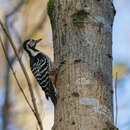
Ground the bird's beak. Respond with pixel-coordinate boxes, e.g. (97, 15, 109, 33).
(35, 38, 42, 44)
(34, 38, 42, 48)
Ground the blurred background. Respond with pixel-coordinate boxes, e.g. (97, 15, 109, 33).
(113, 0, 130, 130)
(0, 0, 129, 130)
(0, 0, 54, 130)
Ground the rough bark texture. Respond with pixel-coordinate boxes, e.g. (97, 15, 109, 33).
(50, 0, 115, 130)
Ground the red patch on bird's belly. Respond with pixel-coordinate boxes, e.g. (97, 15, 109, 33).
(50, 75, 56, 86)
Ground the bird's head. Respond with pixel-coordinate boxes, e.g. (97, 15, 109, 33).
(23, 38, 42, 56)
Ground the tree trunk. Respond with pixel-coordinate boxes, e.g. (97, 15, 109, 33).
(50, 0, 115, 129)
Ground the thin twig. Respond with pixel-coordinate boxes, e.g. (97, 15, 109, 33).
(115, 72, 118, 126)
(0, 36, 35, 115)
(0, 19, 43, 130)
(2, 1, 25, 129)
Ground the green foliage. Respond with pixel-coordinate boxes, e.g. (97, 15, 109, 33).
(47, 0, 54, 18)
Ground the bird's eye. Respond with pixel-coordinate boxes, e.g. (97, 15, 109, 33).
(29, 40, 35, 47)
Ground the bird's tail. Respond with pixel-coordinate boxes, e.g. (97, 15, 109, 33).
(43, 80, 57, 107)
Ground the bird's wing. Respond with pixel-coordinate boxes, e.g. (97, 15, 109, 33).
(31, 53, 50, 88)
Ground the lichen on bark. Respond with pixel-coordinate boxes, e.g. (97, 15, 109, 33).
(47, 0, 54, 19)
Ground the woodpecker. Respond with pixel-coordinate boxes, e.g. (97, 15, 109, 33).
(23, 39, 57, 106)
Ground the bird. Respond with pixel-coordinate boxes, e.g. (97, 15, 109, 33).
(23, 38, 57, 106)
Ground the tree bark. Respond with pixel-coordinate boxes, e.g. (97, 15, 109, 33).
(50, 0, 115, 129)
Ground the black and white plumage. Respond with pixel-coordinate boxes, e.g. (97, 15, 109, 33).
(23, 39, 57, 106)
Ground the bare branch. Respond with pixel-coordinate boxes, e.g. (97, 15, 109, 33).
(115, 72, 118, 126)
(0, 36, 35, 115)
(2, 1, 25, 130)
(0, 19, 44, 130)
